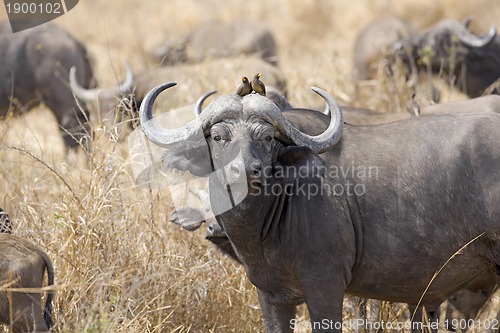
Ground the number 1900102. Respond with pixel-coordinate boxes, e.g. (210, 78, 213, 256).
(444, 318, 499, 331)
(5, 2, 62, 14)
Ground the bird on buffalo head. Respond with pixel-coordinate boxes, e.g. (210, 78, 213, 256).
(251, 73, 266, 96)
(236, 76, 252, 97)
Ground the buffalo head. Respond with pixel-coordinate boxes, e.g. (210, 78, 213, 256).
(139, 83, 342, 212)
(70, 62, 135, 125)
(140, 83, 342, 149)
(396, 17, 497, 97)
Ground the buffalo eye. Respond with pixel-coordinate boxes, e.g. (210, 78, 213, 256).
(213, 135, 222, 142)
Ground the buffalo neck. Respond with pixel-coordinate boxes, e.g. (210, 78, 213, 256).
(210, 178, 283, 263)
(209, 173, 351, 267)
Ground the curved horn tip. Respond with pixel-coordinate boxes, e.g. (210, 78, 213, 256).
(124, 61, 134, 79)
(147, 82, 178, 97)
(195, 90, 217, 116)
(310, 86, 340, 104)
(119, 61, 134, 92)
(205, 90, 217, 100)
(488, 25, 497, 38)
(124, 61, 133, 76)
(462, 16, 473, 28)
(162, 82, 178, 88)
(69, 67, 78, 83)
(480, 25, 497, 46)
(139, 82, 178, 123)
(311, 86, 330, 98)
(458, 23, 497, 47)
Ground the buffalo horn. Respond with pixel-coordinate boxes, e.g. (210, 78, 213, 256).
(258, 87, 343, 153)
(70, 62, 134, 101)
(456, 21, 496, 48)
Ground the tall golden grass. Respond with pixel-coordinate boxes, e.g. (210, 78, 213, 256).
(0, 0, 499, 332)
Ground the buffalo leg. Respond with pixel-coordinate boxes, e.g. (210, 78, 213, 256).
(257, 289, 296, 333)
(301, 282, 344, 333)
(35, 67, 90, 149)
(465, 286, 500, 333)
(408, 303, 440, 333)
(11, 293, 49, 333)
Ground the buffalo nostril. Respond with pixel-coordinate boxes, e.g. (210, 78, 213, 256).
(251, 162, 262, 175)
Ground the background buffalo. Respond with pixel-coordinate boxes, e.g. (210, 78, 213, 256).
(0, 21, 93, 148)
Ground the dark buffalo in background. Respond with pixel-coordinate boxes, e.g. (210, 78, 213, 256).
(152, 20, 278, 66)
(69, 63, 134, 127)
(399, 17, 498, 97)
(354, 16, 498, 98)
(354, 16, 416, 80)
(0, 21, 93, 148)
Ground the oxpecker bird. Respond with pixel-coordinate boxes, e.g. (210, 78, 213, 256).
(251, 73, 266, 96)
(236, 76, 252, 97)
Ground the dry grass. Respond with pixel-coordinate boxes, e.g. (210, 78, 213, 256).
(0, 0, 499, 332)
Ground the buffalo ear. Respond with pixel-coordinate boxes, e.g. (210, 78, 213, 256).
(170, 208, 205, 231)
(276, 146, 326, 178)
(162, 139, 214, 177)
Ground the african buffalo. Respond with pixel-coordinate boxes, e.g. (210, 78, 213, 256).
(140, 82, 500, 332)
(0, 233, 54, 333)
(69, 63, 134, 126)
(0, 21, 94, 148)
(153, 21, 278, 66)
(167, 93, 500, 332)
(396, 17, 497, 97)
(354, 17, 416, 80)
(354, 17, 498, 98)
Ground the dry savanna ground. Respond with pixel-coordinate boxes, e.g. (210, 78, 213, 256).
(0, 0, 499, 332)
